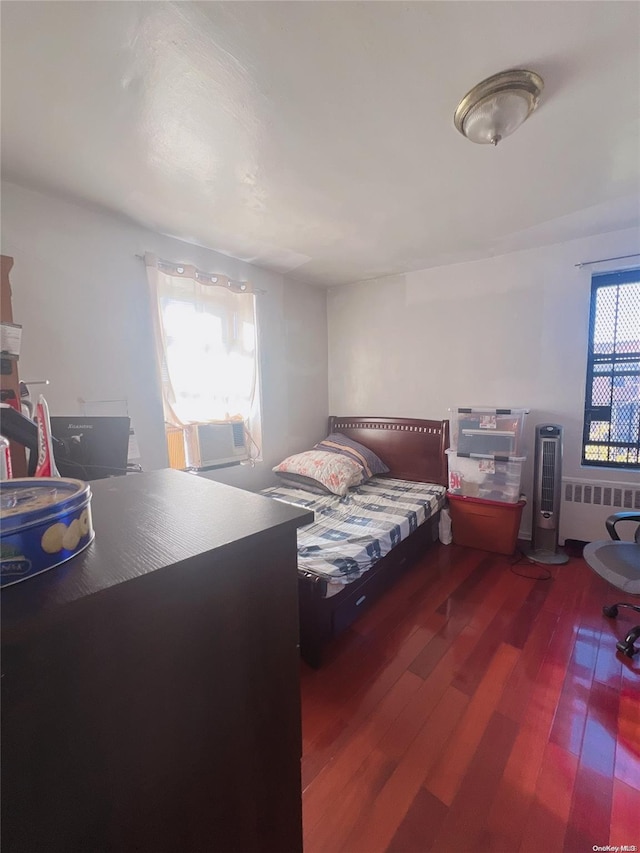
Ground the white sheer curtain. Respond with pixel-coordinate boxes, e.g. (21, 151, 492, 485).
(145, 253, 257, 428)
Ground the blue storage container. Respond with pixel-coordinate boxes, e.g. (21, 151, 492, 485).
(0, 478, 94, 586)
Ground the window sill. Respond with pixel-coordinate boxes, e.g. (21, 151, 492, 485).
(186, 461, 242, 473)
(580, 462, 640, 473)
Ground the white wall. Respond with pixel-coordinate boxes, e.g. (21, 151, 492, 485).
(328, 227, 640, 535)
(1, 181, 329, 490)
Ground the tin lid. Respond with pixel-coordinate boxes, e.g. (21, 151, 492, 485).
(0, 478, 91, 535)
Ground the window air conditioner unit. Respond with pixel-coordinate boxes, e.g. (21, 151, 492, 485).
(193, 422, 248, 468)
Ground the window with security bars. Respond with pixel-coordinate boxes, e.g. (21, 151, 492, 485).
(582, 268, 640, 468)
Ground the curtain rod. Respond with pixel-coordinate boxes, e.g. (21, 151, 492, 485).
(575, 252, 640, 269)
(135, 253, 266, 294)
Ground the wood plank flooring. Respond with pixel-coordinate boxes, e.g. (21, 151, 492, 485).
(301, 543, 640, 853)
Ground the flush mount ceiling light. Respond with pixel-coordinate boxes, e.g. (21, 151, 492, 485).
(454, 69, 544, 146)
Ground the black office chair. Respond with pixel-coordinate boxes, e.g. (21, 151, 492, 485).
(583, 511, 640, 657)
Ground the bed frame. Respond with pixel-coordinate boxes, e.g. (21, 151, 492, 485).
(298, 415, 449, 668)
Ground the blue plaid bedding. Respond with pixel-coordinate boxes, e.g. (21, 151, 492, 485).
(261, 476, 446, 596)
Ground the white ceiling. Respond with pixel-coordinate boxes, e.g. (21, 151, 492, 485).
(2, 1, 639, 286)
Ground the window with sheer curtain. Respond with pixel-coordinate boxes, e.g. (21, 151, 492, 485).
(145, 254, 259, 468)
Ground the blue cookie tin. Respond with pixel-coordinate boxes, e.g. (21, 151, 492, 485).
(0, 478, 94, 587)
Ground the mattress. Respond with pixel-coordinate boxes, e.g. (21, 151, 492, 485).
(261, 476, 446, 597)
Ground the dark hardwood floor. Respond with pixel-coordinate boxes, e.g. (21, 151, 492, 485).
(300, 543, 640, 853)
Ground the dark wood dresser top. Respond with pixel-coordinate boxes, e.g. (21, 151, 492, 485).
(2, 468, 312, 625)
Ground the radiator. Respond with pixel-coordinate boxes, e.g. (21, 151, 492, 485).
(560, 477, 640, 543)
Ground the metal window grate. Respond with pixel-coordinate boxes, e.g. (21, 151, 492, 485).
(582, 269, 640, 468)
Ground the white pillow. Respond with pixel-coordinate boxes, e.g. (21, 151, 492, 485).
(273, 450, 364, 497)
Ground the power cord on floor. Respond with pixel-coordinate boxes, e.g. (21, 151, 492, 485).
(509, 549, 552, 581)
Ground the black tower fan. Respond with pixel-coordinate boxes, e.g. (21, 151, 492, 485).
(523, 424, 569, 565)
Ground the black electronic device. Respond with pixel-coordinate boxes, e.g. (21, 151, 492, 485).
(49, 416, 131, 480)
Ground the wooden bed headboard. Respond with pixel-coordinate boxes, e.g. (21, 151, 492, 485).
(327, 416, 450, 486)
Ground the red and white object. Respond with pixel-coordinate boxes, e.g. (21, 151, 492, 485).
(0, 436, 12, 479)
(34, 395, 60, 478)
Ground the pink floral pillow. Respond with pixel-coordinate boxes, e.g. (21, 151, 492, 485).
(272, 450, 364, 496)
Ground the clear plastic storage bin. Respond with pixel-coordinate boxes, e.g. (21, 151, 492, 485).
(449, 407, 528, 456)
(445, 449, 525, 503)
